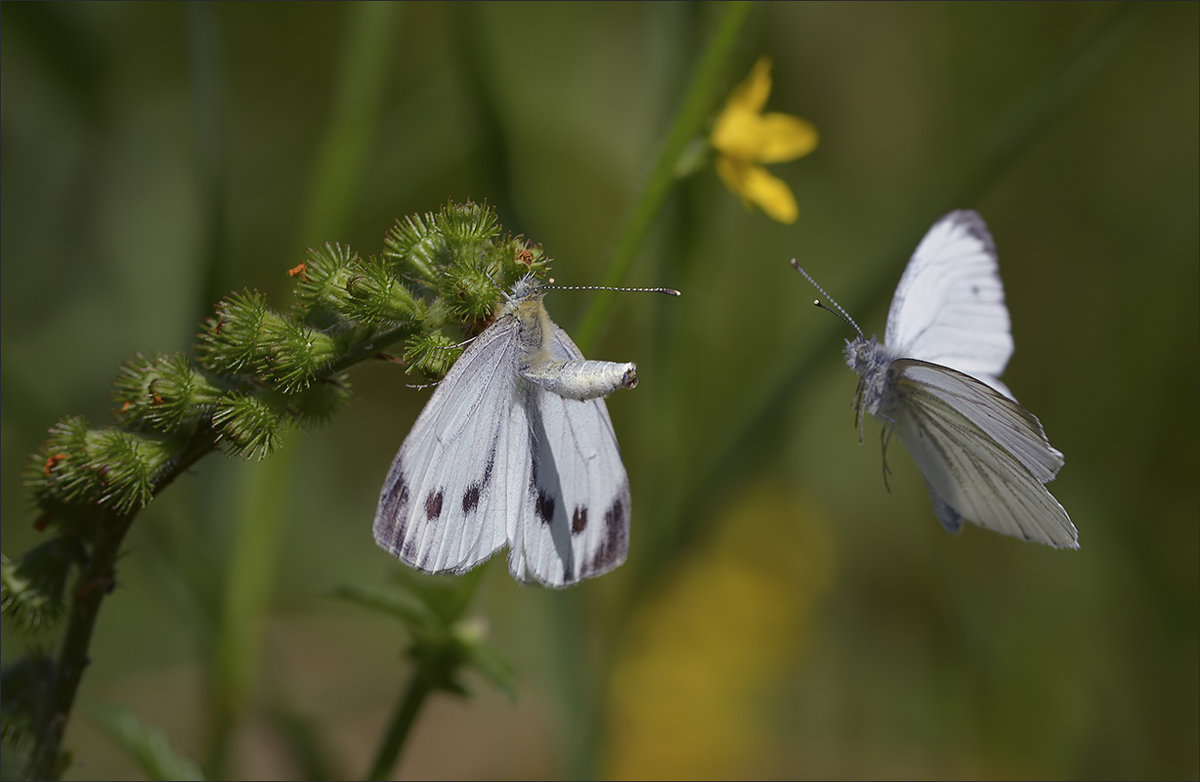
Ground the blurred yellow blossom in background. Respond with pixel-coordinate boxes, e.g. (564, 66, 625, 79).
(711, 56, 819, 224)
(605, 485, 835, 779)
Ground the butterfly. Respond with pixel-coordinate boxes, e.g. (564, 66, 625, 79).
(374, 274, 675, 587)
(793, 210, 1079, 549)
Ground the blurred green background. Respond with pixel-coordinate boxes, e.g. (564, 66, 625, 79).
(2, 2, 1196, 779)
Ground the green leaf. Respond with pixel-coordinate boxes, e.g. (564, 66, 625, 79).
(88, 706, 205, 781)
(331, 582, 436, 630)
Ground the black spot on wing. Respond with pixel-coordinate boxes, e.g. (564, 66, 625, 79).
(527, 439, 556, 525)
(571, 505, 588, 535)
(588, 495, 627, 574)
(535, 490, 556, 524)
(462, 484, 480, 514)
(462, 448, 497, 514)
(379, 461, 411, 523)
(424, 488, 444, 522)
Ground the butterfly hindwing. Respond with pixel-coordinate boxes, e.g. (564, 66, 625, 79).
(885, 210, 1014, 389)
(891, 360, 1077, 549)
(373, 314, 525, 574)
(510, 323, 631, 587)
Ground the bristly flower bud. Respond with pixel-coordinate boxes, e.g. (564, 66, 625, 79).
(291, 241, 361, 324)
(403, 331, 464, 380)
(25, 417, 173, 514)
(195, 289, 272, 376)
(113, 352, 223, 433)
(289, 372, 352, 426)
(212, 391, 291, 460)
(382, 201, 551, 364)
(196, 291, 336, 393)
(0, 541, 80, 632)
(343, 255, 426, 327)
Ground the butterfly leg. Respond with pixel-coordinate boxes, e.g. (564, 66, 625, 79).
(879, 424, 895, 493)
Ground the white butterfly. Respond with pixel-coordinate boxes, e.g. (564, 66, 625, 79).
(794, 210, 1079, 549)
(374, 274, 667, 587)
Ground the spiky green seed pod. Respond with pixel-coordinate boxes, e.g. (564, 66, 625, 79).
(25, 418, 173, 514)
(113, 352, 223, 433)
(343, 255, 426, 327)
(0, 543, 79, 631)
(212, 391, 291, 460)
(289, 372, 352, 426)
(195, 289, 273, 376)
(403, 331, 465, 380)
(196, 291, 337, 393)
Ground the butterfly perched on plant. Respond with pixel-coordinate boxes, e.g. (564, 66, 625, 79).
(374, 274, 679, 586)
(794, 210, 1078, 549)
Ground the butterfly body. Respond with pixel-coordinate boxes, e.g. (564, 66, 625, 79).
(374, 275, 636, 587)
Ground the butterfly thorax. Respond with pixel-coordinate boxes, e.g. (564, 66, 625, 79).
(845, 336, 901, 423)
(512, 288, 552, 362)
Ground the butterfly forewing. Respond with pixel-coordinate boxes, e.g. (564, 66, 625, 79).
(885, 210, 1014, 388)
(373, 315, 522, 574)
(892, 361, 1077, 549)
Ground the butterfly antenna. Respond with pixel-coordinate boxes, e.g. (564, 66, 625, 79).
(545, 282, 681, 297)
(789, 259, 864, 338)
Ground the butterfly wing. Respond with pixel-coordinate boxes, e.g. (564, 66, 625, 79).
(373, 314, 529, 574)
(886, 210, 1014, 394)
(508, 323, 631, 587)
(889, 359, 1077, 549)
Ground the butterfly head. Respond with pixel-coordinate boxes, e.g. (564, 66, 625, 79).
(506, 274, 548, 307)
(845, 335, 890, 377)
(846, 335, 897, 434)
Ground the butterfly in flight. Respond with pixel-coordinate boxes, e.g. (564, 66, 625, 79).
(794, 210, 1078, 549)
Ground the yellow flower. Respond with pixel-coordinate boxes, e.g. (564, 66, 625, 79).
(605, 484, 835, 778)
(711, 57, 818, 224)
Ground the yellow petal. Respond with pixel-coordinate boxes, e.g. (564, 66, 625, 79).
(739, 164, 798, 224)
(714, 155, 753, 208)
(710, 104, 761, 159)
(713, 56, 773, 148)
(755, 113, 819, 163)
(732, 56, 773, 115)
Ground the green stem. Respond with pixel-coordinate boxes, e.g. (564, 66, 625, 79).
(25, 432, 218, 780)
(364, 667, 437, 782)
(573, 1, 753, 353)
(26, 513, 132, 781)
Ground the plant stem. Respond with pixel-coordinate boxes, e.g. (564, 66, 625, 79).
(26, 512, 132, 781)
(573, 1, 753, 353)
(25, 433, 219, 780)
(364, 662, 437, 781)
